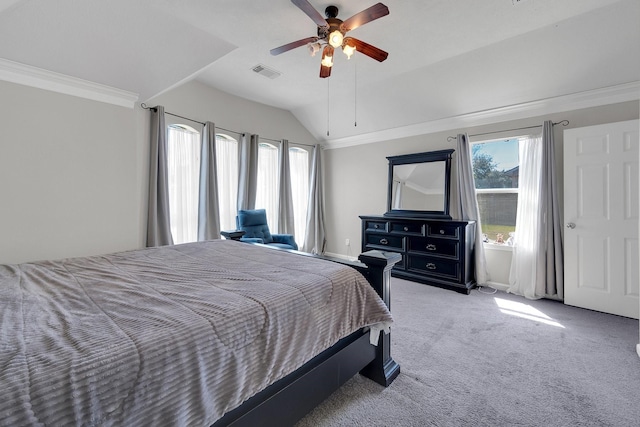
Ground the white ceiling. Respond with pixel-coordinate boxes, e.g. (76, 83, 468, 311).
(0, 0, 638, 146)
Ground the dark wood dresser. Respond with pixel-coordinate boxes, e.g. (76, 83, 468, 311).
(360, 215, 476, 294)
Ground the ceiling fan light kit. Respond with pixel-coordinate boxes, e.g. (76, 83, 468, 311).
(342, 38, 356, 59)
(321, 46, 334, 67)
(328, 30, 344, 48)
(270, 0, 389, 78)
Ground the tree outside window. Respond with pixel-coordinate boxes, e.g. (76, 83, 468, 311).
(472, 138, 519, 243)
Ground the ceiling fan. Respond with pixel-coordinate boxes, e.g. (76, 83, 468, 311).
(270, 0, 389, 78)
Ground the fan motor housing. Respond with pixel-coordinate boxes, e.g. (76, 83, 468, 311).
(325, 5, 339, 18)
(319, 18, 343, 39)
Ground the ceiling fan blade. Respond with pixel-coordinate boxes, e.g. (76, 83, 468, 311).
(341, 3, 389, 32)
(349, 38, 388, 62)
(271, 36, 319, 55)
(291, 0, 328, 27)
(319, 63, 332, 78)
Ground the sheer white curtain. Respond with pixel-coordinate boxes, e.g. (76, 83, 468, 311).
(167, 125, 201, 244)
(255, 142, 278, 232)
(509, 121, 563, 299)
(509, 132, 543, 298)
(290, 147, 309, 246)
(216, 135, 239, 231)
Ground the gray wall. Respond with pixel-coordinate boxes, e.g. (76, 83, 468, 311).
(322, 100, 639, 285)
(0, 79, 317, 264)
(0, 80, 144, 264)
(1, 74, 637, 279)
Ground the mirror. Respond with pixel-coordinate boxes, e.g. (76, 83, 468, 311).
(385, 149, 454, 219)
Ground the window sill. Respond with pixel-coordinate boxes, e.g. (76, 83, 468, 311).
(483, 242, 514, 252)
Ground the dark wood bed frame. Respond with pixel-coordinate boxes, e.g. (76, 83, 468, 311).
(211, 249, 401, 427)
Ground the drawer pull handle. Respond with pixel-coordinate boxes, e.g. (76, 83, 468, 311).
(374, 224, 379, 229)
(426, 263, 437, 270)
(403, 226, 409, 231)
(439, 229, 445, 235)
(379, 238, 388, 245)
(426, 244, 437, 251)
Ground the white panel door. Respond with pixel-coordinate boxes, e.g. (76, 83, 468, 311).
(564, 120, 639, 319)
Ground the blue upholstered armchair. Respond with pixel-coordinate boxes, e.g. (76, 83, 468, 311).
(236, 209, 298, 250)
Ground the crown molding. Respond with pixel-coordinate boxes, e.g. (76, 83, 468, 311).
(0, 58, 139, 108)
(323, 81, 640, 149)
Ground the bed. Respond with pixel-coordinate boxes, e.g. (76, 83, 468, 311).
(0, 239, 400, 426)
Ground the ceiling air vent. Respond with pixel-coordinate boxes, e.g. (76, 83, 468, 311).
(252, 64, 282, 79)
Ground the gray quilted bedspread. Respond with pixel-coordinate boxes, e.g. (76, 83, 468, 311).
(0, 240, 392, 427)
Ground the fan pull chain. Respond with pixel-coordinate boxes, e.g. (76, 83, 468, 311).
(326, 78, 330, 136)
(354, 58, 358, 128)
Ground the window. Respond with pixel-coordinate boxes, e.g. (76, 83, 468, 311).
(166, 128, 310, 247)
(167, 124, 201, 244)
(255, 142, 279, 232)
(215, 134, 238, 231)
(472, 137, 520, 243)
(289, 146, 309, 245)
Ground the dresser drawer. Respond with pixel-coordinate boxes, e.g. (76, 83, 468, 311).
(365, 233, 404, 250)
(407, 255, 460, 280)
(427, 223, 460, 238)
(390, 221, 423, 235)
(365, 220, 388, 232)
(407, 237, 459, 258)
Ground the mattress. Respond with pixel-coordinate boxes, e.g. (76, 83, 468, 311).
(0, 240, 392, 426)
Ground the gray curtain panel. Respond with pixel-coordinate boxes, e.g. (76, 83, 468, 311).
(455, 133, 489, 285)
(146, 105, 174, 247)
(237, 133, 259, 212)
(197, 121, 221, 241)
(277, 139, 295, 235)
(540, 120, 564, 298)
(303, 145, 326, 254)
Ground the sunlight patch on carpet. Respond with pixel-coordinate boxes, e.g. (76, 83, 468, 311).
(494, 298, 565, 328)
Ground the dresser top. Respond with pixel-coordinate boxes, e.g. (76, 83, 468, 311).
(360, 215, 475, 225)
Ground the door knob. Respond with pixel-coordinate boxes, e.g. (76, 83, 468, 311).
(566, 222, 576, 229)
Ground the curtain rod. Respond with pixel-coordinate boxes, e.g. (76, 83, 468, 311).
(446, 120, 570, 142)
(140, 103, 316, 148)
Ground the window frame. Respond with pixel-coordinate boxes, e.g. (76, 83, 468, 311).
(471, 135, 523, 249)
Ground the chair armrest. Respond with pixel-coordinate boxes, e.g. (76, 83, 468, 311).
(272, 234, 298, 250)
(240, 237, 264, 244)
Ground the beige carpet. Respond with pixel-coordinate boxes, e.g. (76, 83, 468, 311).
(296, 278, 640, 427)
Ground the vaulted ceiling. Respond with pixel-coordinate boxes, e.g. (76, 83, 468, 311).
(0, 0, 638, 146)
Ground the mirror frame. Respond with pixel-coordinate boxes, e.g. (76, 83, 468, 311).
(385, 149, 454, 219)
